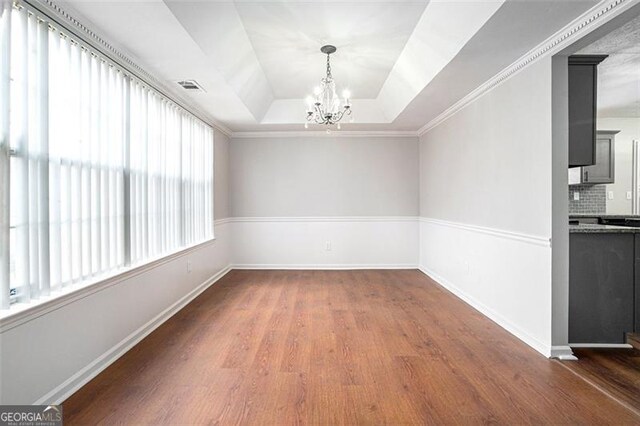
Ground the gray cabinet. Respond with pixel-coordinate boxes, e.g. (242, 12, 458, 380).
(568, 55, 608, 167)
(582, 130, 618, 184)
(568, 130, 618, 185)
(636, 234, 640, 333)
(569, 233, 635, 343)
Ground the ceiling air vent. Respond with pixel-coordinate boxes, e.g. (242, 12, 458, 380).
(177, 80, 205, 91)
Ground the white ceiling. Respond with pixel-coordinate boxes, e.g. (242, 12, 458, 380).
(59, 0, 600, 133)
(233, 1, 429, 99)
(579, 14, 640, 118)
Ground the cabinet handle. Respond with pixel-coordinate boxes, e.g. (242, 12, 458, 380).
(585, 171, 589, 182)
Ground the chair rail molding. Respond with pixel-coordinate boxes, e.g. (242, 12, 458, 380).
(229, 216, 419, 223)
(419, 217, 551, 247)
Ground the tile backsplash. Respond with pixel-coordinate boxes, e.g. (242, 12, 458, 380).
(569, 184, 606, 214)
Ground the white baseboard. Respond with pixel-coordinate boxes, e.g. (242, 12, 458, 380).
(418, 266, 551, 357)
(569, 343, 633, 349)
(34, 265, 233, 405)
(550, 345, 577, 360)
(231, 263, 419, 270)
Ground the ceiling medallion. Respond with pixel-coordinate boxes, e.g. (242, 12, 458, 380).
(305, 45, 353, 130)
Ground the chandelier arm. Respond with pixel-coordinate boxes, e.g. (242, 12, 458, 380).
(315, 103, 324, 121)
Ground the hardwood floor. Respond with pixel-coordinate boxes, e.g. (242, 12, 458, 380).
(559, 347, 640, 414)
(63, 270, 640, 424)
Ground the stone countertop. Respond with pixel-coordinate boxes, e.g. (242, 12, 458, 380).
(569, 214, 640, 219)
(569, 224, 640, 234)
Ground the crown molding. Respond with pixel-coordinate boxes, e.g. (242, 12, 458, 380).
(231, 130, 419, 139)
(23, 0, 233, 137)
(417, 0, 632, 137)
(24, 0, 633, 140)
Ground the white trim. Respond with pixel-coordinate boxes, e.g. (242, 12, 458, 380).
(0, 237, 219, 332)
(232, 264, 418, 270)
(417, 0, 632, 136)
(569, 343, 633, 348)
(33, 265, 232, 405)
(231, 130, 418, 139)
(418, 266, 552, 357)
(419, 217, 551, 247)
(550, 345, 577, 360)
(230, 216, 419, 223)
(214, 217, 233, 226)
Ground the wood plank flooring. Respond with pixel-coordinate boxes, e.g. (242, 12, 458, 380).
(559, 347, 640, 415)
(63, 270, 640, 424)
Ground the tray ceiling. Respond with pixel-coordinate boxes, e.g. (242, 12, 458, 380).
(59, 0, 600, 132)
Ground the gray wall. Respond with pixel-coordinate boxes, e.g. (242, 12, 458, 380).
(214, 130, 230, 219)
(602, 118, 640, 215)
(418, 57, 555, 354)
(419, 58, 552, 237)
(229, 136, 419, 217)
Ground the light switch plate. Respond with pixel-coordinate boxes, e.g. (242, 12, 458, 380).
(608, 191, 614, 200)
(627, 191, 632, 200)
(573, 192, 580, 201)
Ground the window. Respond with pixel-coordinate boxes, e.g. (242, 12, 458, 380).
(0, 2, 214, 309)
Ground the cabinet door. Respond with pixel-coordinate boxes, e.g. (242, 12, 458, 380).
(569, 64, 597, 167)
(568, 55, 607, 167)
(636, 234, 640, 333)
(569, 233, 635, 344)
(582, 133, 615, 184)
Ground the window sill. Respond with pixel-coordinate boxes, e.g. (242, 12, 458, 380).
(0, 237, 217, 333)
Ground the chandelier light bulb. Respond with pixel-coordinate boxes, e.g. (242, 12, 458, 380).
(305, 96, 314, 112)
(342, 89, 351, 100)
(313, 86, 322, 96)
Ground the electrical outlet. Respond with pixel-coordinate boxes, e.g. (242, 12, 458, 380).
(187, 261, 192, 273)
(608, 191, 614, 200)
(325, 241, 332, 251)
(573, 192, 580, 201)
(627, 191, 633, 200)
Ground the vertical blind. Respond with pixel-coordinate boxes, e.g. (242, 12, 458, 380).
(0, 1, 214, 309)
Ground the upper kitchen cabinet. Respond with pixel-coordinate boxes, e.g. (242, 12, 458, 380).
(568, 55, 608, 167)
(569, 130, 619, 185)
(582, 130, 618, 184)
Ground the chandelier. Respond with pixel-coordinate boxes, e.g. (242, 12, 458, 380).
(305, 45, 352, 129)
